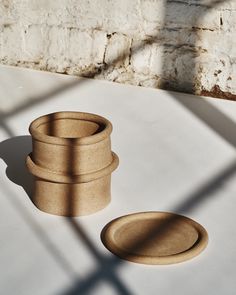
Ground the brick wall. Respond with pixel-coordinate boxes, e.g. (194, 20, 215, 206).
(0, 0, 235, 99)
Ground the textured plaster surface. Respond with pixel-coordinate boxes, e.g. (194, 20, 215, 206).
(0, 0, 236, 98)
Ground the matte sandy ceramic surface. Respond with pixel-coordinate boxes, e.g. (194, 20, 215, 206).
(26, 152, 119, 184)
(29, 111, 113, 174)
(32, 175, 112, 216)
(101, 212, 208, 265)
(27, 111, 119, 216)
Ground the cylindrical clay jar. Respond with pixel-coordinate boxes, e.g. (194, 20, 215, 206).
(26, 111, 119, 216)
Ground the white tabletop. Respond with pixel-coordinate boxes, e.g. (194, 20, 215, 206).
(0, 65, 236, 295)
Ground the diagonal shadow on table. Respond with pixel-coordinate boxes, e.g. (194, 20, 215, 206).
(1, 101, 236, 295)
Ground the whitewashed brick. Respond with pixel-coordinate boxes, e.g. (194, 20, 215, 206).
(104, 34, 131, 67)
(69, 30, 91, 63)
(165, 2, 220, 30)
(21, 25, 47, 61)
(1, 24, 22, 60)
(130, 40, 152, 75)
(140, 0, 165, 23)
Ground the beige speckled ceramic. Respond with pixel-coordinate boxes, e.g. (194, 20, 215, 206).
(101, 212, 208, 265)
(26, 111, 119, 216)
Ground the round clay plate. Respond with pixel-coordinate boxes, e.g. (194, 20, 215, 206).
(101, 212, 208, 265)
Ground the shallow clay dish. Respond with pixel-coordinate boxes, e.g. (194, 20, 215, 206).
(101, 212, 208, 265)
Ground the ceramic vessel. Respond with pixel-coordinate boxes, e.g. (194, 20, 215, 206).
(26, 111, 119, 216)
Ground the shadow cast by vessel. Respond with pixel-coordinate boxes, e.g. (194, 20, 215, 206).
(0, 135, 34, 197)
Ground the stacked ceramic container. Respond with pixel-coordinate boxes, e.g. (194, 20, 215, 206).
(26, 111, 119, 216)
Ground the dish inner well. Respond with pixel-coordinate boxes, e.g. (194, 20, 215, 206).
(114, 217, 199, 257)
